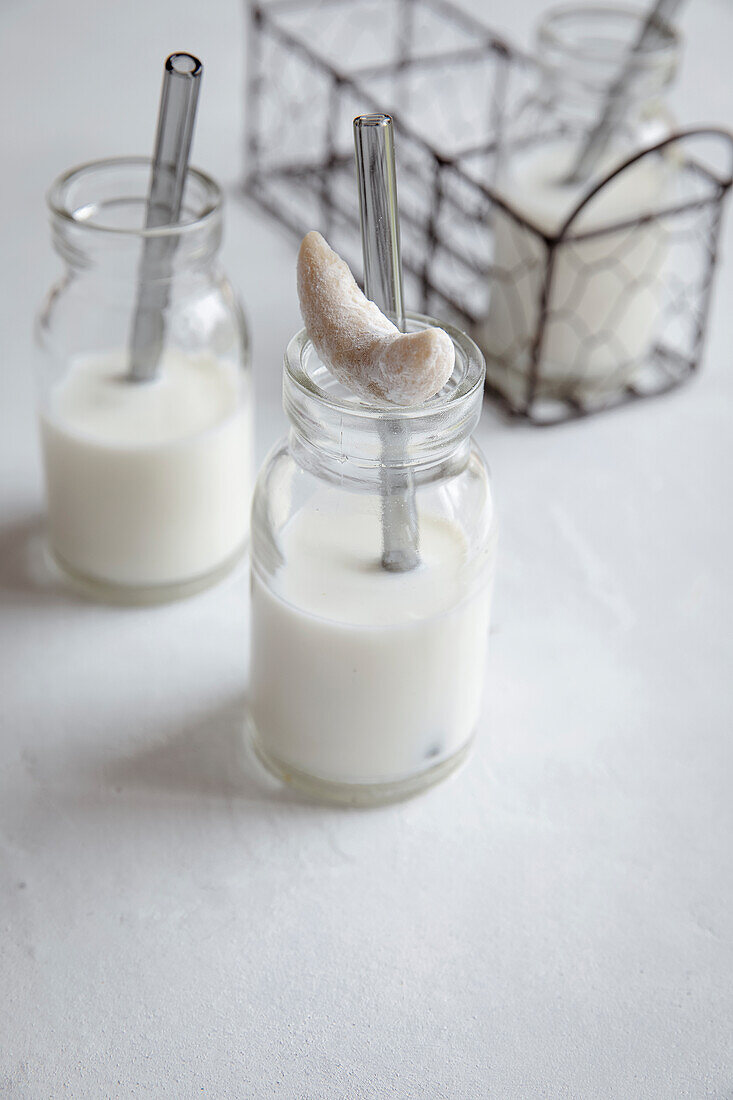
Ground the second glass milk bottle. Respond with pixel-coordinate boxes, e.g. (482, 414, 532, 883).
(36, 156, 252, 602)
(249, 314, 497, 806)
(480, 3, 679, 404)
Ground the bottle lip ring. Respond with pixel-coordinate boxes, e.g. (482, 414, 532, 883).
(284, 313, 486, 423)
(48, 155, 222, 239)
(538, 3, 680, 67)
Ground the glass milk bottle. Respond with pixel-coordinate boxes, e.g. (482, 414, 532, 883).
(36, 157, 252, 602)
(249, 315, 497, 806)
(481, 4, 679, 403)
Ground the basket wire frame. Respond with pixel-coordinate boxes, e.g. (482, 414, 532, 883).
(242, 0, 733, 424)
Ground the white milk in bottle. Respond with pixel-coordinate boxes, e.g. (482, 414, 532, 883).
(42, 350, 251, 591)
(478, 5, 679, 403)
(250, 495, 495, 786)
(481, 141, 673, 399)
(37, 158, 252, 600)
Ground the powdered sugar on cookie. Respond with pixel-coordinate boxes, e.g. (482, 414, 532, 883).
(297, 231, 454, 406)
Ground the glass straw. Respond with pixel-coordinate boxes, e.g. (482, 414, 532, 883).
(565, 0, 684, 184)
(128, 53, 203, 382)
(353, 113, 420, 573)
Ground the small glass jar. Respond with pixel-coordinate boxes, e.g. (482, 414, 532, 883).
(481, 3, 680, 403)
(249, 315, 497, 806)
(36, 157, 252, 603)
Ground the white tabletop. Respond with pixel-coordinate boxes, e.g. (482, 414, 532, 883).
(2, 0, 732, 1095)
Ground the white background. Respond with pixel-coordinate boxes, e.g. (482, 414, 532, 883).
(1, 0, 732, 1095)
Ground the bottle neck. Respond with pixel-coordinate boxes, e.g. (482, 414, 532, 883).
(283, 318, 485, 486)
(287, 413, 476, 488)
(48, 156, 223, 280)
(535, 4, 678, 134)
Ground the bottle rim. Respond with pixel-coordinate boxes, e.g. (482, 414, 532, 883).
(537, 3, 679, 86)
(284, 313, 486, 424)
(47, 155, 222, 239)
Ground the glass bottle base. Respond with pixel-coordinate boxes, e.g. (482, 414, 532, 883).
(48, 542, 247, 606)
(249, 726, 474, 807)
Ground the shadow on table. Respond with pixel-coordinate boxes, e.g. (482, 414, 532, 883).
(0, 511, 81, 610)
(0, 516, 340, 814)
(17, 693, 322, 816)
(102, 694, 313, 808)
(9, 695, 341, 882)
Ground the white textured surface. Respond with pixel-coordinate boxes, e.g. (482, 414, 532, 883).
(1, 0, 732, 1095)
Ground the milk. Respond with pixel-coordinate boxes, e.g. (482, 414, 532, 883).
(41, 349, 252, 591)
(480, 140, 670, 399)
(249, 500, 494, 785)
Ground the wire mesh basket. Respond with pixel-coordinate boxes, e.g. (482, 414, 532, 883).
(243, 0, 733, 424)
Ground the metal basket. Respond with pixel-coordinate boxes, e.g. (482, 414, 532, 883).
(243, 0, 733, 424)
